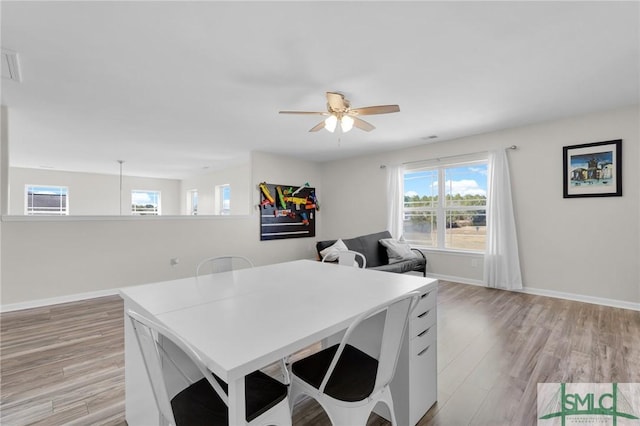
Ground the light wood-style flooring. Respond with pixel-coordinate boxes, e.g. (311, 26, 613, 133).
(1, 281, 638, 425)
(1, 295, 125, 425)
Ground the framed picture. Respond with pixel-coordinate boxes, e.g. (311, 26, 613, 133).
(563, 139, 622, 198)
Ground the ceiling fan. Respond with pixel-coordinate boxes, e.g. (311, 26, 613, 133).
(279, 92, 400, 133)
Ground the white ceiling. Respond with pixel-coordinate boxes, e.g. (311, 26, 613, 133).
(1, 1, 638, 179)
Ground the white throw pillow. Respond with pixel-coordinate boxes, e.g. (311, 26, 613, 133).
(320, 239, 348, 262)
(379, 238, 417, 264)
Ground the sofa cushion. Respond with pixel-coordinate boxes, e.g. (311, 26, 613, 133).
(319, 239, 348, 261)
(379, 238, 418, 264)
(316, 239, 338, 260)
(369, 258, 425, 274)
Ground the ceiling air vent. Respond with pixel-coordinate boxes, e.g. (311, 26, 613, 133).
(1, 49, 22, 82)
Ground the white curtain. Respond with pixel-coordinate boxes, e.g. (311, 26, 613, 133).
(484, 149, 523, 290)
(386, 164, 404, 239)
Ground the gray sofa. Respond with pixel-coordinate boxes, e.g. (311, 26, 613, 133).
(316, 230, 426, 276)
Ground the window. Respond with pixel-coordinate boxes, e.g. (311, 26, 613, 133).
(403, 160, 487, 251)
(25, 185, 69, 215)
(186, 189, 198, 215)
(131, 190, 161, 215)
(214, 184, 230, 215)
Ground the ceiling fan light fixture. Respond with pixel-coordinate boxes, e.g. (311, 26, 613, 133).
(280, 91, 399, 133)
(325, 115, 338, 132)
(341, 115, 354, 132)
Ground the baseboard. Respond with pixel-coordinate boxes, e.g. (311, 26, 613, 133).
(426, 273, 639, 311)
(1, 288, 120, 313)
(516, 286, 640, 312)
(425, 273, 485, 287)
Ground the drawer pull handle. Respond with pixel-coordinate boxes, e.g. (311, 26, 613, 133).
(421, 292, 430, 299)
(418, 346, 431, 357)
(418, 327, 431, 337)
(417, 310, 430, 319)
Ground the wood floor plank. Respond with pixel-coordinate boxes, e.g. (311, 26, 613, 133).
(0, 296, 126, 426)
(426, 382, 489, 426)
(1, 284, 638, 425)
(469, 374, 527, 426)
(0, 398, 54, 426)
(64, 400, 126, 426)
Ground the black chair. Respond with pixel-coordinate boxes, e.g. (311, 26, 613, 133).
(289, 291, 419, 425)
(128, 310, 291, 426)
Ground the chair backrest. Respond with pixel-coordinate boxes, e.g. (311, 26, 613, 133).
(127, 310, 228, 425)
(196, 255, 254, 277)
(318, 291, 420, 396)
(321, 250, 367, 269)
(338, 250, 366, 268)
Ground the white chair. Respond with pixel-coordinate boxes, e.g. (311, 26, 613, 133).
(128, 309, 291, 426)
(288, 291, 420, 425)
(321, 250, 367, 269)
(196, 255, 254, 277)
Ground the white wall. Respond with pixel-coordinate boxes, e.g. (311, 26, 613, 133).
(9, 167, 181, 215)
(320, 106, 639, 304)
(0, 151, 322, 306)
(2, 107, 638, 307)
(0, 107, 7, 295)
(1, 107, 8, 215)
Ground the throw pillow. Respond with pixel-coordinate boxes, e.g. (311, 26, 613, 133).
(319, 239, 348, 262)
(379, 238, 417, 264)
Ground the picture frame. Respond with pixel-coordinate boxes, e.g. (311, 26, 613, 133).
(563, 139, 622, 198)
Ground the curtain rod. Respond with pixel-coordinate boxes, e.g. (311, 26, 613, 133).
(399, 145, 517, 167)
(379, 145, 517, 169)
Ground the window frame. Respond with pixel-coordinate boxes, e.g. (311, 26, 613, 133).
(186, 189, 198, 216)
(131, 189, 161, 216)
(214, 184, 230, 216)
(24, 184, 69, 216)
(402, 157, 488, 253)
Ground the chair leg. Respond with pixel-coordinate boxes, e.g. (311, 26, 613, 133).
(252, 398, 292, 426)
(387, 402, 398, 426)
(280, 357, 291, 385)
(322, 387, 398, 426)
(289, 381, 308, 415)
(322, 401, 374, 426)
(364, 387, 398, 425)
(380, 390, 398, 425)
(159, 412, 170, 426)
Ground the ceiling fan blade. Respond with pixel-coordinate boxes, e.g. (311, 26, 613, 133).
(309, 121, 326, 132)
(326, 92, 347, 111)
(279, 111, 327, 115)
(350, 105, 400, 116)
(353, 117, 375, 132)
